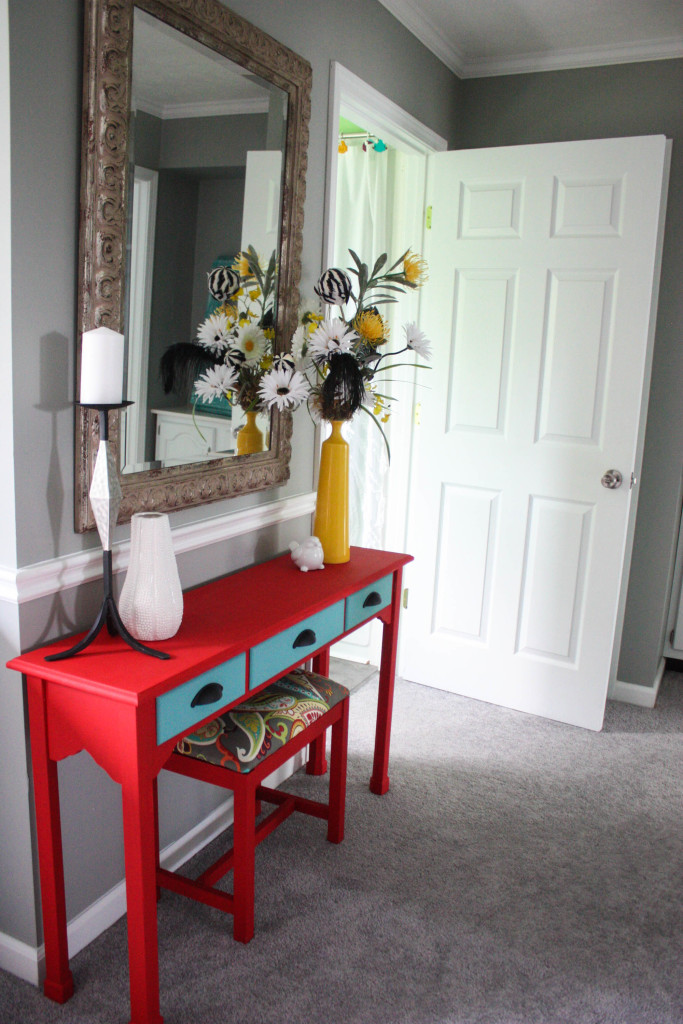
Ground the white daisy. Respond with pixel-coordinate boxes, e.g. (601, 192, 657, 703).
(258, 367, 310, 411)
(196, 313, 231, 355)
(290, 325, 309, 368)
(404, 322, 432, 360)
(193, 364, 238, 402)
(233, 323, 267, 363)
(308, 318, 358, 360)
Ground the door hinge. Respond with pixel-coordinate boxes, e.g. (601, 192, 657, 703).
(402, 588, 409, 609)
(425, 205, 432, 230)
(414, 402, 422, 426)
(630, 472, 637, 489)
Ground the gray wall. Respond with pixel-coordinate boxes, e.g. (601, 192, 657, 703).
(457, 60, 683, 687)
(1, 0, 459, 952)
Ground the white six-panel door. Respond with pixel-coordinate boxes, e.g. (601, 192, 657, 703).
(401, 136, 669, 730)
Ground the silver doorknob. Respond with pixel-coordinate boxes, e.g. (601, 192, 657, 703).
(601, 469, 623, 489)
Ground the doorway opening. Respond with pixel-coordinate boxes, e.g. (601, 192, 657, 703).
(324, 63, 446, 666)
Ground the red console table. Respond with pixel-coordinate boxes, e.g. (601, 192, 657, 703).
(7, 546, 411, 1024)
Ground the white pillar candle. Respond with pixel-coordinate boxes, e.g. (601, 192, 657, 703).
(80, 327, 125, 405)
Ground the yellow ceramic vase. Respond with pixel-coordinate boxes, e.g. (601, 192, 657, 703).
(236, 410, 264, 455)
(314, 420, 350, 564)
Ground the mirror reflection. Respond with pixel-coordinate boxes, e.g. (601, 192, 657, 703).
(121, 8, 288, 475)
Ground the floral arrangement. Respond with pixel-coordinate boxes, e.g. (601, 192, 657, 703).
(278, 248, 432, 442)
(160, 245, 431, 450)
(160, 245, 307, 414)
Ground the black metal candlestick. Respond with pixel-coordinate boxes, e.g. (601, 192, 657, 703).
(45, 403, 170, 662)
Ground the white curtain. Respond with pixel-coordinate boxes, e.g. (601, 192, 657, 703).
(333, 143, 397, 548)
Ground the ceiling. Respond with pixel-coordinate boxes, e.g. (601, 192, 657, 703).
(132, 8, 273, 118)
(378, 0, 683, 78)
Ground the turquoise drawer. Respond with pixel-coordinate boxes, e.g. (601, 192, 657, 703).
(249, 600, 344, 689)
(345, 573, 393, 631)
(156, 652, 246, 745)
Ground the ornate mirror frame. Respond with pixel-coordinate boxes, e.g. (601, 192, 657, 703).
(75, 0, 312, 532)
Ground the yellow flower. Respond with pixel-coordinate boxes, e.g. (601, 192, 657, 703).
(236, 253, 250, 276)
(216, 300, 238, 322)
(354, 310, 388, 346)
(403, 251, 428, 286)
(249, 288, 261, 301)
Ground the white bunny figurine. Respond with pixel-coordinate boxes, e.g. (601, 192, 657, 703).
(289, 537, 325, 572)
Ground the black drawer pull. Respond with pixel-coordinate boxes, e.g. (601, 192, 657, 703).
(363, 591, 383, 608)
(190, 682, 224, 707)
(293, 628, 317, 649)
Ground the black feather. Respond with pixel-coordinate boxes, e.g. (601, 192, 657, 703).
(160, 343, 215, 398)
(321, 352, 365, 420)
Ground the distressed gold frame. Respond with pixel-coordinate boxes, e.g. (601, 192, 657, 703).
(75, 0, 311, 531)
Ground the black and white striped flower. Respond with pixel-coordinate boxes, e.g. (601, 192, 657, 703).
(314, 267, 352, 306)
(271, 353, 296, 373)
(207, 266, 240, 303)
(225, 346, 246, 370)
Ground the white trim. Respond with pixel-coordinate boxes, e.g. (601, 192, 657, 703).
(324, 61, 446, 301)
(377, 0, 683, 78)
(134, 96, 269, 119)
(462, 38, 683, 79)
(378, 0, 465, 77)
(0, 750, 306, 985)
(0, 492, 316, 606)
(0, 931, 41, 987)
(609, 658, 665, 709)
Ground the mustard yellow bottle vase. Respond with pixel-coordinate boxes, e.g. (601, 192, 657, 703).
(236, 410, 264, 455)
(314, 419, 350, 564)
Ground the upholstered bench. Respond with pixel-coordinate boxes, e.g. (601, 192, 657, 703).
(159, 668, 350, 943)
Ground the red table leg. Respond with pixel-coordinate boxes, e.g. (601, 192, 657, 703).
(121, 771, 164, 1024)
(26, 677, 74, 1004)
(370, 568, 403, 795)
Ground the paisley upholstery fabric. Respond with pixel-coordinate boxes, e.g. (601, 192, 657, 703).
(175, 668, 349, 774)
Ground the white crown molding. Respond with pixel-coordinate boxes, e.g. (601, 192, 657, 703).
(378, 0, 683, 78)
(134, 96, 268, 119)
(463, 37, 683, 79)
(378, 0, 464, 76)
(0, 492, 316, 606)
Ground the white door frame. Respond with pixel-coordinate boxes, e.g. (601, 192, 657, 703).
(323, 62, 446, 667)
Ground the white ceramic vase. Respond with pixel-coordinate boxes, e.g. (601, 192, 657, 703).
(120, 512, 183, 641)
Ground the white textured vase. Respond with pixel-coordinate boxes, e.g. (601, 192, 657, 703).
(119, 513, 183, 641)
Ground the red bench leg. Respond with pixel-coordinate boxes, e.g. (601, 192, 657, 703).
(327, 697, 349, 843)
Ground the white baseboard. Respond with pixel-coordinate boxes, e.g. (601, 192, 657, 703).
(0, 749, 306, 987)
(609, 658, 665, 708)
(0, 931, 42, 987)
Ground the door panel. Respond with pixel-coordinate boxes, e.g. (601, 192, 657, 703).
(402, 136, 669, 730)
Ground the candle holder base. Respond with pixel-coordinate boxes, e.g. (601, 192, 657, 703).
(45, 551, 170, 662)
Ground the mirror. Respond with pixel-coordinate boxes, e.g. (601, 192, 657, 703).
(75, 0, 311, 532)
